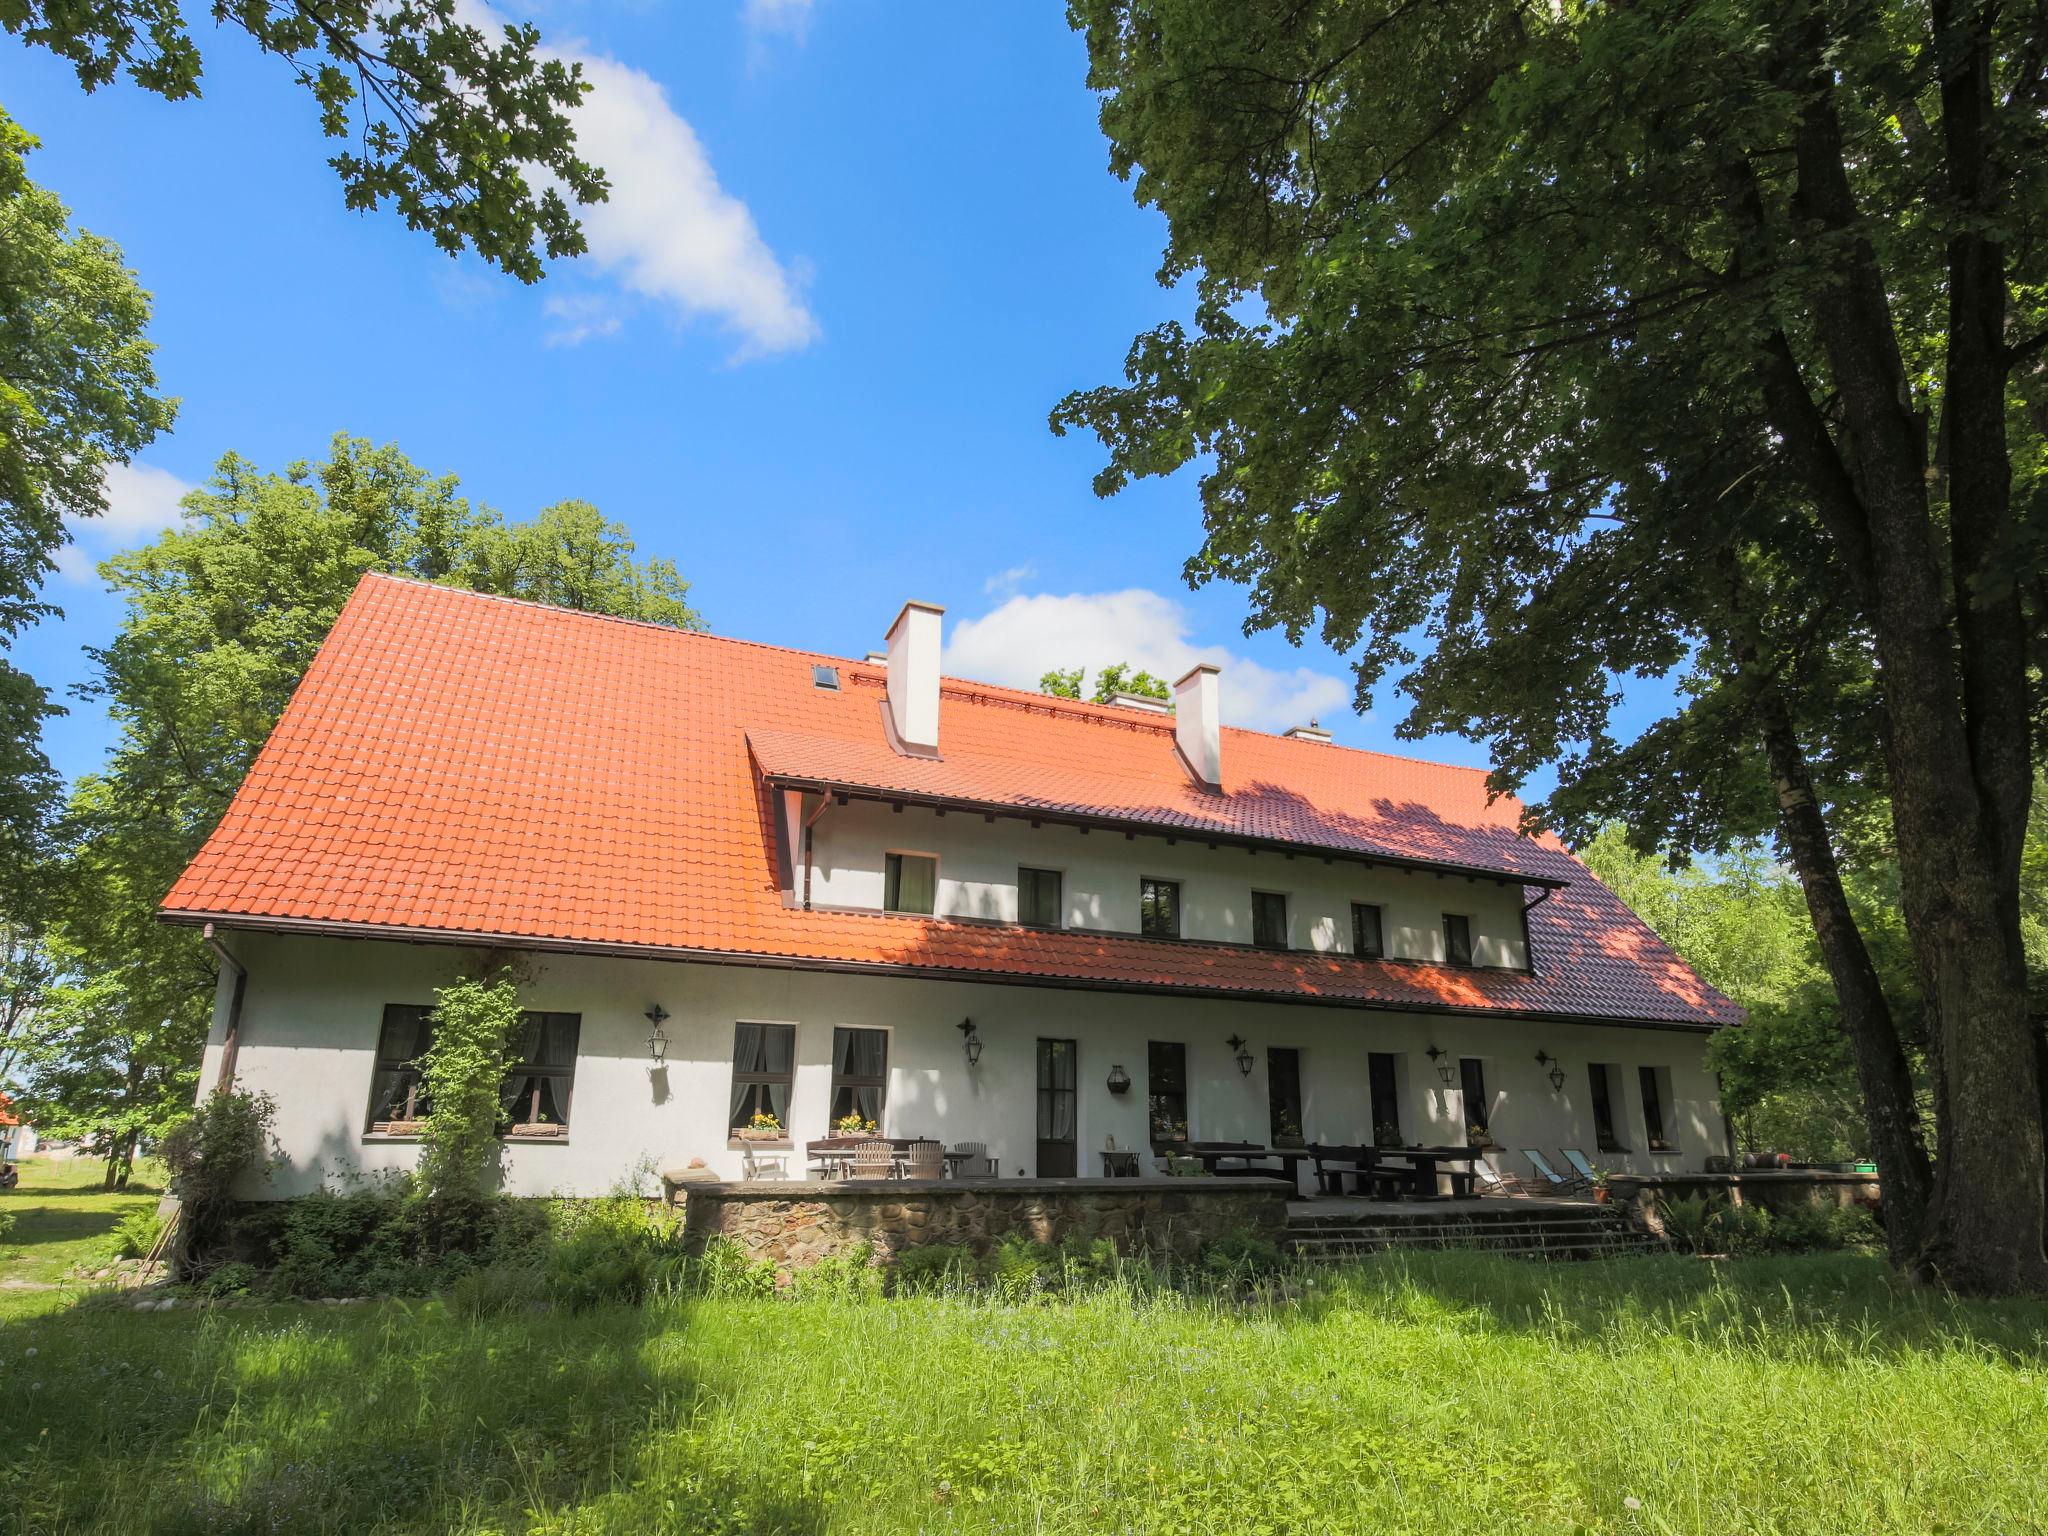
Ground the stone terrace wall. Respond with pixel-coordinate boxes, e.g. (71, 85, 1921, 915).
(678, 1177, 1288, 1276)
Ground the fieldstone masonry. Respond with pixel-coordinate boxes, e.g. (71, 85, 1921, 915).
(678, 1177, 1288, 1275)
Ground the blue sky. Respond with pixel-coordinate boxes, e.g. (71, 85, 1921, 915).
(6, 0, 1655, 800)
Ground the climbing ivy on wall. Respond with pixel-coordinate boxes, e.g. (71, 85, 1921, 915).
(415, 962, 524, 1205)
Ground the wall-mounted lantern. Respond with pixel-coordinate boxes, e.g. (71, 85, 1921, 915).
(1425, 1043, 1455, 1086)
(1227, 1034, 1255, 1077)
(644, 1004, 671, 1064)
(1535, 1049, 1566, 1093)
(1106, 1063, 1132, 1095)
(958, 1018, 984, 1066)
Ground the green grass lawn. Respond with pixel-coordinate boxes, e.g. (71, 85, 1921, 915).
(0, 1156, 166, 1323)
(1, 1250, 2044, 1535)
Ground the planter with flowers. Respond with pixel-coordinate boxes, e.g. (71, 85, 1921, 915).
(737, 1111, 786, 1143)
(833, 1113, 879, 1138)
(1589, 1165, 1613, 1204)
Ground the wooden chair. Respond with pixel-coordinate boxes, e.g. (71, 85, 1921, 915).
(1306, 1142, 1370, 1197)
(949, 1141, 992, 1178)
(847, 1140, 896, 1180)
(1472, 1153, 1528, 1196)
(902, 1140, 944, 1180)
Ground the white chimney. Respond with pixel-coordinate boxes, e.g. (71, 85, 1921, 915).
(885, 600, 944, 756)
(1173, 663, 1222, 789)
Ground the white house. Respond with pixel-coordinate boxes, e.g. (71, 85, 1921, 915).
(162, 576, 1739, 1198)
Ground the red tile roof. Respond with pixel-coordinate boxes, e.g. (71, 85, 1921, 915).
(162, 575, 1739, 1029)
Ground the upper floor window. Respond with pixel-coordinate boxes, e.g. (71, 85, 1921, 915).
(1019, 866, 1063, 928)
(885, 851, 937, 915)
(1252, 890, 1289, 949)
(1351, 902, 1385, 959)
(1442, 912, 1474, 966)
(1140, 877, 1181, 938)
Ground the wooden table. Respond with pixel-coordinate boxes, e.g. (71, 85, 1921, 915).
(1373, 1146, 1481, 1199)
(1184, 1142, 1306, 1185)
(808, 1142, 973, 1180)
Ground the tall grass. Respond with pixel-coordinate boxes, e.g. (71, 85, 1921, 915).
(1, 1252, 2044, 1534)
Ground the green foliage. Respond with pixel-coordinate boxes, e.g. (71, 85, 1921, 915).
(160, 1088, 275, 1212)
(413, 966, 525, 1205)
(692, 1236, 778, 1298)
(0, 111, 173, 886)
(792, 1242, 884, 1300)
(889, 1242, 975, 1294)
(231, 1184, 550, 1298)
(195, 1260, 257, 1300)
(1038, 661, 1172, 703)
(1201, 1227, 1283, 1279)
(5, 1, 605, 282)
(985, 1233, 1058, 1298)
(0, 1208, 14, 1244)
(101, 1207, 163, 1261)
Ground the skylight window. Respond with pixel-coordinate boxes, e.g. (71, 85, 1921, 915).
(812, 665, 840, 690)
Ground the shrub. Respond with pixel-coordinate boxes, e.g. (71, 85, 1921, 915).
(547, 1230, 658, 1311)
(1202, 1227, 1284, 1279)
(1658, 1192, 1722, 1254)
(793, 1242, 883, 1300)
(447, 1261, 547, 1318)
(198, 1261, 258, 1300)
(1058, 1235, 1120, 1285)
(891, 1243, 975, 1294)
(161, 1088, 275, 1264)
(693, 1237, 776, 1298)
(104, 1208, 165, 1261)
(986, 1233, 1058, 1298)
(0, 1209, 15, 1244)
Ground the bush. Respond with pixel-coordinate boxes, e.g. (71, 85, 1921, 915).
(447, 1261, 547, 1318)
(793, 1242, 883, 1300)
(1058, 1234, 1119, 1284)
(693, 1237, 776, 1298)
(986, 1233, 1058, 1298)
(414, 968, 524, 1204)
(1658, 1192, 1721, 1254)
(104, 1208, 165, 1261)
(547, 1230, 657, 1311)
(162, 1088, 275, 1265)
(0, 1209, 15, 1244)
(198, 1261, 258, 1300)
(1201, 1227, 1284, 1279)
(891, 1242, 975, 1294)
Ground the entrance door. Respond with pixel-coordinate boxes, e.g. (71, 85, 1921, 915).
(1036, 1037, 1078, 1177)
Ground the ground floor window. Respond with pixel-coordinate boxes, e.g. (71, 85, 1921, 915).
(830, 1027, 888, 1129)
(1147, 1040, 1188, 1148)
(1267, 1047, 1304, 1147)
(1459, 1057, 1490, 1143)
(1589, 1063, 1627, 1152)
(367, 1003, 580, 1136)
(729, 1022, 796, 1133)
(1639, 1065, 1676, 1151)
(1368, 1052, 1403, 1146)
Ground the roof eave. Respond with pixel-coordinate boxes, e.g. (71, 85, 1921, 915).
(758, 773, 1572, 890)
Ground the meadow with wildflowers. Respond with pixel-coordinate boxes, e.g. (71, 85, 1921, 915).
(1, 1245, 2044, 1535)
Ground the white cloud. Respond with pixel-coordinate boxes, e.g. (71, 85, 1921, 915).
(944, 589, 1352, 733)
(542, 293, 623, 347)
(56, 462, 196, 582)
(743, 0, 814, 40)
(458, 1, 819, 357)
(982, 563, 1037, 597)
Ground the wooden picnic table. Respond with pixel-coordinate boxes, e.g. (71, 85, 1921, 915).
(807, 1139, 972, 1180)
(1182, 1141, 1306, 1185)
(1372, 1145, 1481, 1199)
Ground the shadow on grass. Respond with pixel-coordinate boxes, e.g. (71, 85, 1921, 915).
(0, 1297, 828, 1536)
(1299, 1250, 2048, 1365)
(0, 1203, 136, 1254)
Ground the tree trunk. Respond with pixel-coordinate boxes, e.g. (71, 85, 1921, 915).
(1754, 691, 1932, 1264)
(1762, 28, 2048, 1293)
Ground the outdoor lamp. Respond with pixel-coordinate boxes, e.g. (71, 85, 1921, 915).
(1426, 1043, 1455, 1086)
(1536, 1049, 1566, 1093)
(1227, 1034, 1255, 1076)
(644, 1004, 671, 1064)
(958, 1018, 984, 1065)
(1106, 1064, 1132, 1095)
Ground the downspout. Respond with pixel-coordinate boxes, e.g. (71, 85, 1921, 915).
(800, 794, 833, 911)
(203, 923, 248, 1093)
(1518, 887, 1552, 976)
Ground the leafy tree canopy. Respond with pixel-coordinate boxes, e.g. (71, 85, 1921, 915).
(1039, 661, 1172, 704)
(4, 0, 605, 280)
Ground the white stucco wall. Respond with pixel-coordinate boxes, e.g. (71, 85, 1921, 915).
(203, 932, 1727, 1199)
(806, 798, 1531, 968)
